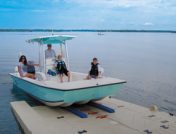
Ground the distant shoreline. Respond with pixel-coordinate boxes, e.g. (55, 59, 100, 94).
(0, 29, 176, 33)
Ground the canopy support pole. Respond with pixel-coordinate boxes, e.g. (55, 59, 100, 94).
(64, 41, 70, 70)
(38, 43, 45, 74)
(60, 44, 63, 56)
(38, 43, 41, 72)
(43, 45, 46, 74)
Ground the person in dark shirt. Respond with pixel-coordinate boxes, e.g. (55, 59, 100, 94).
(86, 57, 101, 79)
(56, 55, 70, 82)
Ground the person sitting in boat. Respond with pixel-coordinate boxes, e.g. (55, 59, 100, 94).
(18, 55, 38, 79)
(27, 61, 36, 74)
(86, 57, 102, 79)
(56, 55, 70, 82)
(45, 44, 56, 59)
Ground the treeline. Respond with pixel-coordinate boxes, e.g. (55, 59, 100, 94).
(0, 29, 176, 33)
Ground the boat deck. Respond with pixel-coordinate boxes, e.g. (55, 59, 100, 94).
(11, 98, 176, 134)
(10, 72, 126, 90)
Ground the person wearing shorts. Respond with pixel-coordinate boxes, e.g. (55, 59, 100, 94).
(56, 55, 70, 83)
(18, 55, 36, 79)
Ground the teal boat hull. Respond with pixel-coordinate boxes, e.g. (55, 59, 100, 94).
(11, 75, 124, 106)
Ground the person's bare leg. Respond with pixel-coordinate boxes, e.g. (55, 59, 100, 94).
(25, 73, 35, 79)
(87, 75, 91, 80)
(86, 75, 91, 80)
(32, 75, 35, 79)
(31, 74, 35, 79)
(58, 74, 63, 83)
(67, 72, 70, 82)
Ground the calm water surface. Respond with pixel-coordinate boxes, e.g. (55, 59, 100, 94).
(0, 32, 176, 134)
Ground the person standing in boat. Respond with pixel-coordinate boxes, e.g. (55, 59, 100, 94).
(18, 55, 37, 79)
(86, 57, 102, 79)
(56, 55, 70, 83)
(45, 44, 56, 59)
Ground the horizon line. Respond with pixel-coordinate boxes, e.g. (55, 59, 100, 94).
(0, 28, 176, 33)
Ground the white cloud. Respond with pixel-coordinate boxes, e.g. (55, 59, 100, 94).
(143, 22, 154, 26)
(64, 0, 164, 8)
(63, 0, 176, 17)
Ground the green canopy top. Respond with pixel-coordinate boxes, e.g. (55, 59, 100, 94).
(27, 35, 75, 44)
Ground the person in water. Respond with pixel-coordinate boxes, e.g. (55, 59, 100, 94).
(56, 55, 70, 82)
(86, 57, 101, 79)
(45, 44, 56, 59)
(18, 55, 38, 79)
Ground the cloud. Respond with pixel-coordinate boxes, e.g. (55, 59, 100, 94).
(0, 0, 175, 30)
(143, 22, 154, 26)
(64, 0, 163, 8)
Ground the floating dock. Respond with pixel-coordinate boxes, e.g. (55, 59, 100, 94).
(11, 98, 176, 134)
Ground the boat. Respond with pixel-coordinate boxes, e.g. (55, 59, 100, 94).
(10, 35, 126, 107)
(98, 32, 104, 36)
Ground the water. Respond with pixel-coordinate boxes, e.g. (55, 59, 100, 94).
(0, 32, 176, 133)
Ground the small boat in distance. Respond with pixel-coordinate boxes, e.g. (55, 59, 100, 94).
(98, 32, 104, 36)
(10, 35, 126, 107)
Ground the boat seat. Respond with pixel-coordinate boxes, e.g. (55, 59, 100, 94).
(45, 58, 56, 74)
(35, 72, 47, 81)
(99, 67, 104, 77)
(15, 66, 46, 81)
(14, 66, 20, 77)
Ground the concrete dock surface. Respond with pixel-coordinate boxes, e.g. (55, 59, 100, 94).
(11, 98, 176, 134)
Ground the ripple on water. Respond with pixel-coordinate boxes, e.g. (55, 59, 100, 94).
(164, 99, 176, 106)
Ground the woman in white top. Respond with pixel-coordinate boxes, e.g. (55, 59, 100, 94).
(18, 55, 36, 79)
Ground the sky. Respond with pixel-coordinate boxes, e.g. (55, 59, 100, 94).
(0, 0, 176, 30)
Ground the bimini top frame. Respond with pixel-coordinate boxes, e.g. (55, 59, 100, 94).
(27, 35, 76, 73)
(27, 35, 75, 45)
